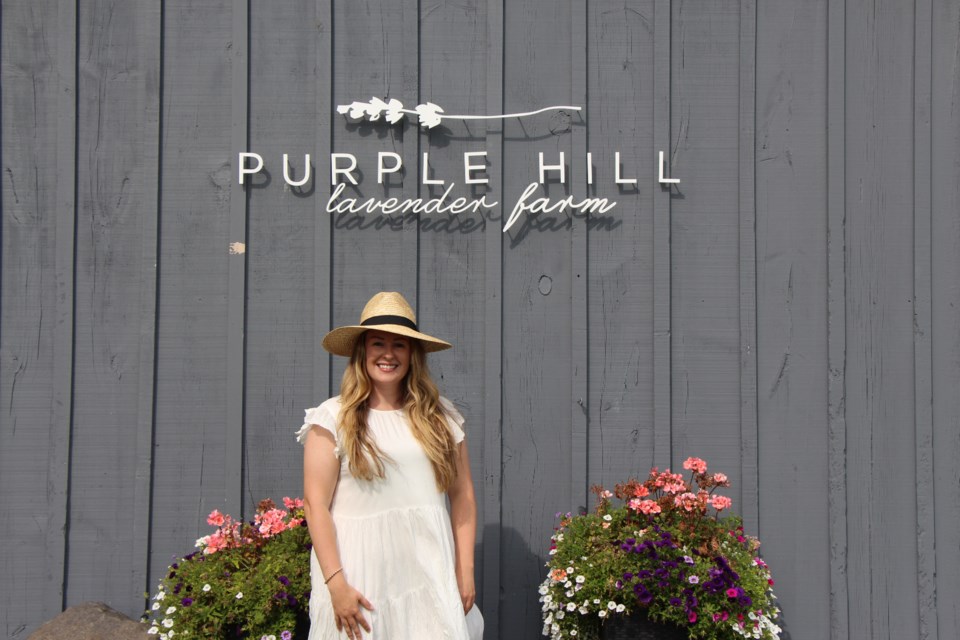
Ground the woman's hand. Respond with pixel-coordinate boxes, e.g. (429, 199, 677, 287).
(456, 565, 476, 613)
(327, 574, 374, 639)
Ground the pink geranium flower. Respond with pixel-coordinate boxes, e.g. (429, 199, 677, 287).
(255, 508, 288, 538)
(711, 495, 733, 511)
(636, 500, 661, 515)
(683, 457, 708, 474)
(673, 492, 700, 512)
(207, 510, 225, 527)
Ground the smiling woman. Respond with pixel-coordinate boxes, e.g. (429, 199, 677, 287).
(297, 292, 484, 640)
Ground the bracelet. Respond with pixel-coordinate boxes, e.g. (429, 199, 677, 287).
(324, 567, 343, 584)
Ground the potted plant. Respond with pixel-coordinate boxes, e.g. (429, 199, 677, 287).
(540, 458, 781, 640)
(143, 497, 311, 639)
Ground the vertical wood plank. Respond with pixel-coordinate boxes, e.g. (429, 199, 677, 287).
(314, 0, 333, 400)
(0, 1, 67, 632)
(68, 0, 164, 610)
(826, 0, 849, 635)
(226, 0, 249, 518)
(245, 0, 321, 506)
(132, 0, 162, 605)
(846, 2, 918, 639)
(931, 3, 960, 638)
(49, 0, 78, 615)
(755, 2, 831, 638)
(500, 2, 574, 635)
(669, 0, 742, 485)
(570, 0, 588, 514)
(737, 0, 759, 533)
(586, 0, 657, 490)
(151, 0, 233, 589)
(652, 0, 672, 467)
(912, 1, 937, 638)
(482, 0, 504, 628)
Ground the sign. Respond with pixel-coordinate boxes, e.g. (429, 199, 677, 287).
(236, 100, 680, 233)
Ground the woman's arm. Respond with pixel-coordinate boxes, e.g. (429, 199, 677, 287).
(447, 440, 478, 613)
(303, 426, 374, 639)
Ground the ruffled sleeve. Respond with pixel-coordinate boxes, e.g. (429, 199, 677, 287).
(438, 396, 466, 444)
(295, 398, 341, 458)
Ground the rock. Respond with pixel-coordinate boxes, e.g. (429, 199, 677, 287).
(28, 602, 150, 640)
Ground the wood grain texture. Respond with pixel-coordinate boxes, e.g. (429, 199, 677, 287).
(500, 1, 574, 636)
(912, 0, 937, 638)
(314, 0, 333, 402)
(586, 0, 657, 488)
(570, 0, 589, 520)
(652, 0, 673, 467)
(845, 2, 919, 639)
(931, 1, 960, 638)
(482, 0, 504, 628)
(244, 0, 319, 510)
(755, 2, 831, 638)
(737, 0, 759, 533)
(826, 0, 849, 637)
(226, 0, 248, 519)
(0, 1, 64, 633)
(131, 0, 162, 611)
(669, 0, 743, 488)
(67, 0, 161, 612)
(50, 0, 78, 618)
(149, 0, 234, 591)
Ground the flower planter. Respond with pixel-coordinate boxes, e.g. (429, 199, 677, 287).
(602, 612, 688, 640)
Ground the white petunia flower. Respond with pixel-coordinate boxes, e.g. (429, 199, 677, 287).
(152, 603, 160, 611)
(575, 575, 586, 584)
(202, 584, 212, 592)
(598, 610, 607, 618)
(162, 618, 174, 628)
(147, 628, 159, 635)
(607, 601, 617, 610)
(602, 515, 612, 521)
(616, 604, 625, 613)
(236, 592, 243, 599)
(165, 606, 176, 615)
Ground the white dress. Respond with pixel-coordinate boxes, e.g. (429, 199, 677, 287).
(296, 396, 484, 640)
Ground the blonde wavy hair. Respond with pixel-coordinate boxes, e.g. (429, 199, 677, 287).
(337, 334, 459, 491)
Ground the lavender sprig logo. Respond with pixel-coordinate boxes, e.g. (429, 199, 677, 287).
(337, 97, 580, 129)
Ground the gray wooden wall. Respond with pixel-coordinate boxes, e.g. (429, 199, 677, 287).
(1, 0, 958, 638)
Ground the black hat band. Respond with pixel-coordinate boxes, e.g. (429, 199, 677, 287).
(361, 314, 418, 332)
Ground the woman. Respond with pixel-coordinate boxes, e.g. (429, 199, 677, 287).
(296, 292, 484, 640)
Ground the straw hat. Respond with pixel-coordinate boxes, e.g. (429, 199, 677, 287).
(322, 291, 453, 357)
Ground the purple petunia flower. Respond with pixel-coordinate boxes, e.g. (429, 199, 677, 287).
(181, 597, 193, 607)
(278, 576, 290, 586)
(281, 632, 292, 640)
(688, 575, 700, 584)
